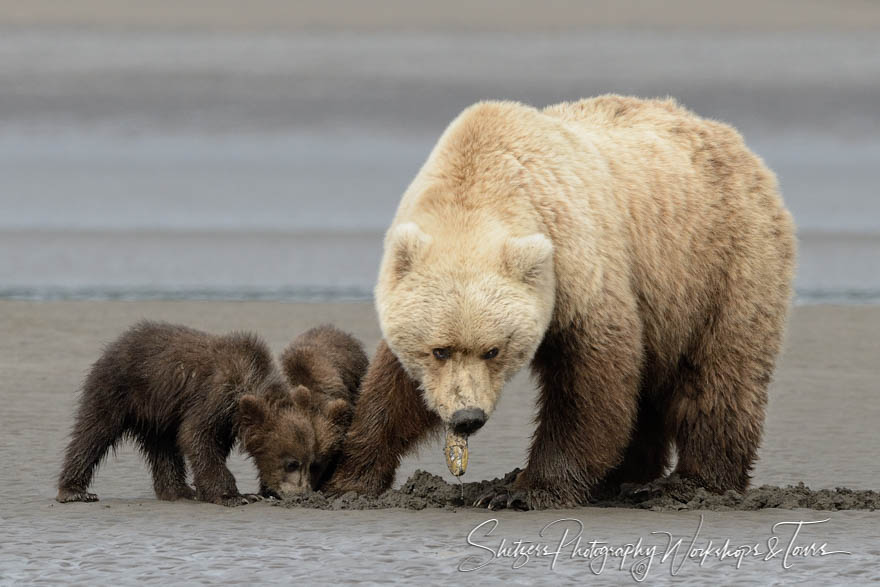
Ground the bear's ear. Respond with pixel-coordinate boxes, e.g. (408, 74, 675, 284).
(324, 398, 352, 429)
(503, 234, 554, 285)
(386, 222, 432, 283)
(291, 385, 313, 411)
(239, 395, 266, 430)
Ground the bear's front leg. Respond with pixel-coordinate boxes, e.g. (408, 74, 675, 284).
(179, 422, 245, 507)
(322, 340, 440, 496)
(477, 312, 642, 510)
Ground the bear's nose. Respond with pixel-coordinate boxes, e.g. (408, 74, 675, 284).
(450, 408, 487, 435)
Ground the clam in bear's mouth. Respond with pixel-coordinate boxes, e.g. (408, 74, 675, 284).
(444, 429, 469, 477)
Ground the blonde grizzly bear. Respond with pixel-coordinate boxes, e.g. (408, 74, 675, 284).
(323, 95, 796, 509)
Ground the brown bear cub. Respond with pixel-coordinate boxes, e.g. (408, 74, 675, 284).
(56, 320, 351, 506)
(269, 325, 368, 493)
(280, 324, 368, 406)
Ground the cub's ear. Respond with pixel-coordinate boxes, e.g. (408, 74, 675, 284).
(324, 398, 352, 429)
(503, 234, 553, 285)
(239, 395, 266, 430)
(291, 385, 313, 411)
(385, 222, 431, 283)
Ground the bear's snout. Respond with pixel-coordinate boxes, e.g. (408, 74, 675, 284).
(450, 408, 487, 435)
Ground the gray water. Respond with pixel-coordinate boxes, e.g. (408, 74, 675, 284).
(1, 29, 879, 303)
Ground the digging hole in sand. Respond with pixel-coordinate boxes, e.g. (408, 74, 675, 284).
(275, 470, 879, 511)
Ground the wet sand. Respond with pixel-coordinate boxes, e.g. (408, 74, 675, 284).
(1, 302, 877, 583)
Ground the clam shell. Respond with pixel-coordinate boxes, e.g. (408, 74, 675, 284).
(444, 430, 469, 477)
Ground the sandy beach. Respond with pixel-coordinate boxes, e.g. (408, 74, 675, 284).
(1, 301, 877, 583)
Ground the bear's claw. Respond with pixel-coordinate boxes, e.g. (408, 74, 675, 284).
(242, 493, 267, 503)
(213, 494, 250, 507)
(56, 489, 99, 503)
(473, 487, 530, 511)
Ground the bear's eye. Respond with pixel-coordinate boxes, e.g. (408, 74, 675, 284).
(482, 347, 499, 360)
(284, 459, 300, 473)
(432, 347, 451, 360)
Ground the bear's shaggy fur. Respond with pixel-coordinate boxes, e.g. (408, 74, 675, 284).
(324, 95, 796, 509)
(280, 325, 369, 405)
(257, 325, 369, 491)
(56, 321, 348, 505)
(239, 383, 352, 499)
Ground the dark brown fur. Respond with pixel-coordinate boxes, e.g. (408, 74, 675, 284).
(280, 324, 368, 404)
(240, 384, 352, 498)
(276, 325, 369, 487)
(56, 321, 338, 506)
(323, 340, 440, 496)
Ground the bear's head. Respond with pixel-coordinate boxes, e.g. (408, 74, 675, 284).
(239, 383, 351, 497)
(376, 221, 555, 433)
(280, 325, 369, 402)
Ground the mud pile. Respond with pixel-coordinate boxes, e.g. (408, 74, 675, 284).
(275, 470, 879, 511)
(597, 473, 880, 511)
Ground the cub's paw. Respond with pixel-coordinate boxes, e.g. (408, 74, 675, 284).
(211, 494, 250, 507)
(56, 488, 99, 503)
(156, 485, 197, 501)
(177, 485, 197, 500)
(258, 484, 280, 500)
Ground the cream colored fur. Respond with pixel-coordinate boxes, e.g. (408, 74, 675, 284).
(375, 95, 795, 426)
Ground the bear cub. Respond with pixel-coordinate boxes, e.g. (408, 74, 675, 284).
(56, 320, 352, 506)
(262, 324, 368, 493)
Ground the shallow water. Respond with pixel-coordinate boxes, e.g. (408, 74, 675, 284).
(2, 28, 880, 303)
(1, 302, 877, 584)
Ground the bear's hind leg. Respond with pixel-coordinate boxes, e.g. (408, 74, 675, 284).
(594, 388, 672, 498)
(57, 393, 126, 503)
(668, 307, 784, 492)
(138, 430, 194, 501)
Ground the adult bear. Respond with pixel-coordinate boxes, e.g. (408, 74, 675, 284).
(324, 95, 796, 509)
